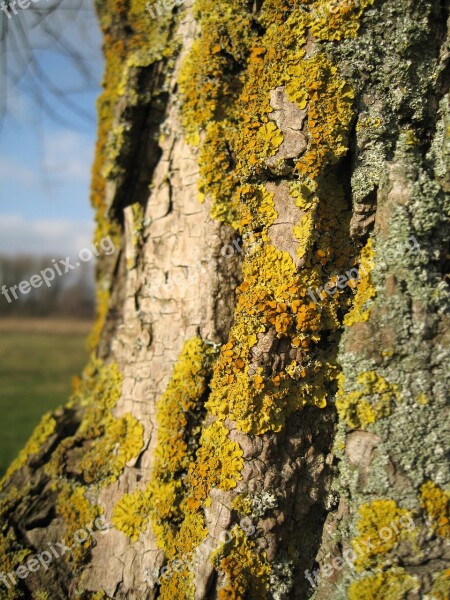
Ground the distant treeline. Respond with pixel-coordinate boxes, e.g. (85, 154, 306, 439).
(0, 255, 95, 319)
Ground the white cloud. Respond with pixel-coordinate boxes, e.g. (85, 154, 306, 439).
(0, 129, 94, 189)
(0, 158, 37, 186)
(4, 89, 34, 125)
(0, 215, 94, 257)
(43, 130, 94, 184)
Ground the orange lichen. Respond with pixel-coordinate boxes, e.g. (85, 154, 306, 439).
(183, 420, 244, 512)
(213, 526, 271, 599)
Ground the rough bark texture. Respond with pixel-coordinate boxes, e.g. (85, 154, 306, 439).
(0, 1, 449, 599)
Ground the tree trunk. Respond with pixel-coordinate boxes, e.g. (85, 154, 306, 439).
(1, 1, 449, 599)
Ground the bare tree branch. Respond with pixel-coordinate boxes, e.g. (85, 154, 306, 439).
(0, 0, 102, 132)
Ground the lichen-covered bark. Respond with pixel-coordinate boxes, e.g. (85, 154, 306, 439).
(0, 1, 449, 599)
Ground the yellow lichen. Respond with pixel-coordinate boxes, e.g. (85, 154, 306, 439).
(184, 420, 244, 512)
(90, 592, 107, 600)
(142, 340, 244, 598)
(157, 512, 208, 600)
(231, 494, 253, 516)
(351, 500, 416, 571)
(112, 488, 150, 541)
(336, 371, 400, 430)
(176, 0, 372, 439)
(430, 569, 450, 599)
(416, 393, 429, 405)
(77, 412, 144, 485)
(2, 413, 56, 484)
(348, 568, 419, 600)
(179, 0, 370, 227)
(205, 230, 344, 434)
(419, 481, 450, 538)
(55, 484, 103, 562)
(110, 339, 242, 597)
(0, 488, 32, 598)
(257, 122, 284, 156)
(212, 526, 271, 599)
(46, 357, 142, 488)
(69, 356, 123, 410)
(309, 0, 374, 42)
(344, 237, 376, 326)
(87, 288, 111, 352)
(145, 338, 216, 539)
(174, 0, 375, 443)
(88, 0, 183, 354)
(91, 0, 178, 242)
(293, 211, 317, 260)
(133, 1, 376, 594)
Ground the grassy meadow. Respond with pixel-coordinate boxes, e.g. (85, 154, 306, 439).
(0, 319, 92, 476)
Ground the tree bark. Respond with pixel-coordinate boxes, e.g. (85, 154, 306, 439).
(1, 1, 449, 599)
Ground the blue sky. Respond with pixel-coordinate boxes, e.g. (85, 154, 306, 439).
(0, 0, 104, 256)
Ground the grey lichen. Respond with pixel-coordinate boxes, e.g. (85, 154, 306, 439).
(269, 555, 296, 600)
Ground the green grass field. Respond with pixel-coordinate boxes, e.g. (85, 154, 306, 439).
(0, 320, 91, 476)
